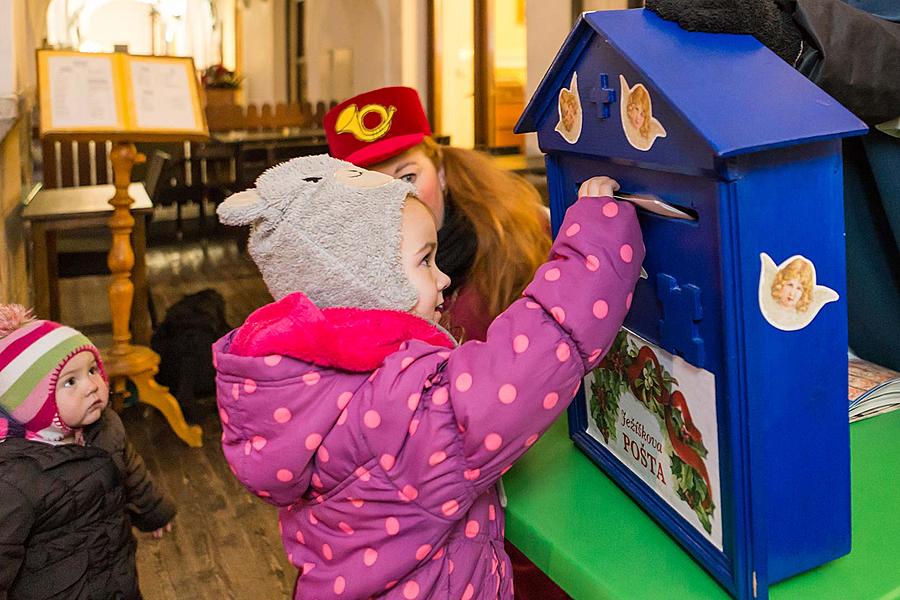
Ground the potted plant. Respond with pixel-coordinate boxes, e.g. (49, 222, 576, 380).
(201, 64, 243, 107)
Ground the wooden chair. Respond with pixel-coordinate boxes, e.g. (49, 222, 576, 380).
(42, 137, 114, 188)
(143, 149, 170, 202)
(204, 104, 244, 132)
(146, 142, 235, 238)
(33, 136, 153, 344)
(203, 100, 333, 133)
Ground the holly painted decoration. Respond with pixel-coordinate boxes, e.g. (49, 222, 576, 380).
(588, 330, 715, 532)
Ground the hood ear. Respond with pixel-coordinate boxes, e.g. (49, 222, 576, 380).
(217, 190, 268, 226)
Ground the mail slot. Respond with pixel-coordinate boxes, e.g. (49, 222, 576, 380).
(516, 9, 867, 600)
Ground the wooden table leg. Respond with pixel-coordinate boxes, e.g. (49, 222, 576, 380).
(31, 221, 51, 319)
(46, 230, 60, 322)
(235, 143, 244, 188)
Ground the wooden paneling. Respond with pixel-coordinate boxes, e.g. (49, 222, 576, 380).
(205, 101, 333, 132)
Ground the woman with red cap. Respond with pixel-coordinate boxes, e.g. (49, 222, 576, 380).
(325, 87, 550, 344)
(326, 87, 567, 599)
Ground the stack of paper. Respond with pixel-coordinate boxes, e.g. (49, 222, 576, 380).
(848, 353, 900, 423)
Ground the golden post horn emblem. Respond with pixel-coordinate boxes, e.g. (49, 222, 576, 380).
(335, 103, 397, 142)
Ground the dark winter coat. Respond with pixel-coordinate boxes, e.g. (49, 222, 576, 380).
(793, 0, 900, 125)
(0, 409, 174, 599)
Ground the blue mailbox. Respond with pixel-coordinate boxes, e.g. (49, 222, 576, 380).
(516, 9, 867, 600)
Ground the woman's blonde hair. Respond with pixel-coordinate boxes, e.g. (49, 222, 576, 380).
(771, 258, 814, 312)
(628, 85, 651, 139)
(420, 137, 550, 320)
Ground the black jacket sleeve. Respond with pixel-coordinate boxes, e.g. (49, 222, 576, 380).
(120, 432, 177, 531)
(93, 410, 176, 532)
(794, 0, 900, 125)
(0, 478, 33, 594)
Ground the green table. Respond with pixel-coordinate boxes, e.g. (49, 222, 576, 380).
(503, 410, 900, 599)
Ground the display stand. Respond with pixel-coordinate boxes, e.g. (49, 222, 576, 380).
(37, 50, 209, 447)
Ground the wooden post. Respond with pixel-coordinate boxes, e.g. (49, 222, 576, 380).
(103, 141, 204, 448)
(107, 142, 143, 355)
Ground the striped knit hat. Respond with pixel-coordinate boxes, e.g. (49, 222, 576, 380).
(0, 304, 105, 443)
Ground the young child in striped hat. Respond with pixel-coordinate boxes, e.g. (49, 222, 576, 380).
(0, 304, 175, 600)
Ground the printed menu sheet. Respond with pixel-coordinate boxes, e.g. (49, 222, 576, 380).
(38, 50, 206, 138)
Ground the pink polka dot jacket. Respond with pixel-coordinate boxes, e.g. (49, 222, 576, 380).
(212, 195, 644, 599)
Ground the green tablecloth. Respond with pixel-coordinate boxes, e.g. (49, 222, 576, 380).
(503, 410, 900, 599)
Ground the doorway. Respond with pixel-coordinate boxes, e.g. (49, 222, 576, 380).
(429, 0, 526, 152)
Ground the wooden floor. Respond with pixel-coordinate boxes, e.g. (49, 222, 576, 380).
(63, 223, 296, 599)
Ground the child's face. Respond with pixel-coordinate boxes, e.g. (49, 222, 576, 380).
(776, 277, 804, 309)
(627, 101, 646, 131)
(400, 198, 450, 323)
(55, 350, 108, 428)
(370, 148, 446, 229)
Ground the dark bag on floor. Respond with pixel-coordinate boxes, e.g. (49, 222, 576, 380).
(151, 289, 231, 409)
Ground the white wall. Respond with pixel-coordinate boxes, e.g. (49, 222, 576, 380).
(81, 3, 154, 54)
(400, 0, 428, 99)
(524, 0, 574, 155)
(272, 0, 287, 103)
(1, 0, 41, 115)
(584, 0, 631, 10)
(437, 0, 474, 147)
(521, 0, 630, 155)
(0, 0, 14, 98)
(218, 0, 237, 71)
(48, 0, 221, 67)
(494, 0, 526, 80)
(0, 0, 31, 305)
(237, 0, 624, 118)
(240, 0, 288, 105)
(305, 0, 426, 105)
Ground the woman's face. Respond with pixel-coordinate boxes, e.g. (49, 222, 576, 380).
(369, 147, 446, 229)
(776, 277, 804, 309)
(627, 101, 646, 131)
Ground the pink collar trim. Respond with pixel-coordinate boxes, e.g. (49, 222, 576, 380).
(229, 292, 455, 372)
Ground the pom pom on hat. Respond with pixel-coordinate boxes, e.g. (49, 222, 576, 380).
(0, 304, 36, 338)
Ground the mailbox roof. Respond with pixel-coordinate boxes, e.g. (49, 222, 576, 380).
(516, 9, 867, 157)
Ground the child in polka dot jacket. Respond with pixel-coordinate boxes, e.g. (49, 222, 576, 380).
(213, 156, 643, 599)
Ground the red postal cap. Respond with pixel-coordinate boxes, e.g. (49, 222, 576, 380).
(325, 86, 432, 167)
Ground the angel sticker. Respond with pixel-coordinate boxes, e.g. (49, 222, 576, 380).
(758, 253, 839, 331)
(555, 72, 583, 144)
(619, 74, 667, 151)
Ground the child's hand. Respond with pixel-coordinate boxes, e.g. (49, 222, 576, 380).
(151, 522, 173, 539)
(579, 176, 620, 199)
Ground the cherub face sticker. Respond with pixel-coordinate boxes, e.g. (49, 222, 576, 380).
(555, 72, 583, 144)
(619, 74, 667, 151)
(758, 253, 839, 331)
